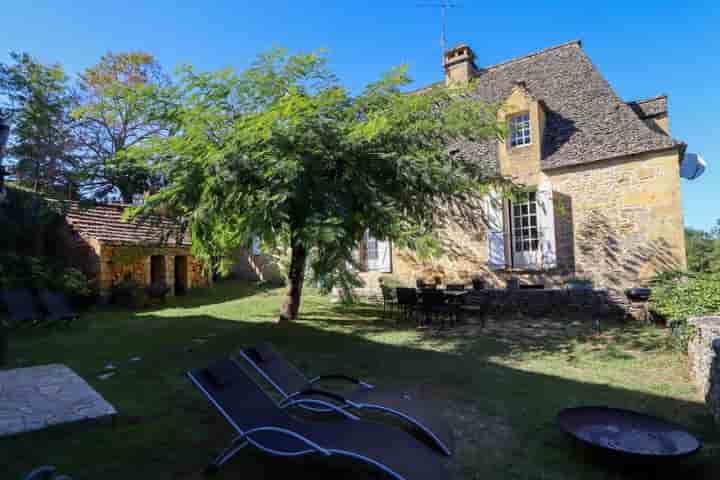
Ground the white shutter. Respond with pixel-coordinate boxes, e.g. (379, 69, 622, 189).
(377, 240, 392, 273)
(365, 231, 378, 271)
(536, 180, 557, 269)
(485, 189, 506, 270)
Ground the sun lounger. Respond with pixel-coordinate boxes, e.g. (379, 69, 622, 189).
(0, 289, 43, 327)
(38, 290, 79, 326)
(237, 343, 454, 455)
(188, 357, 450, 479)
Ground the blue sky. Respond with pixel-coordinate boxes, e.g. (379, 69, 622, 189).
(2, 1, 718, 230)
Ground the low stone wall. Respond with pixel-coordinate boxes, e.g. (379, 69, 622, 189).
(338, 287, 635, 320)
(687, 317, 720, 426)
(464, 289, 630, 320)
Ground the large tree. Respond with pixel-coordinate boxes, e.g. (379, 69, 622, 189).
(73, 51, 174, 203)
(134, 49, 502, 321)
(0, 53, 78, 195)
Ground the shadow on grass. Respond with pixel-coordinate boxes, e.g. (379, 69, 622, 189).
(2, 290, 719, 480)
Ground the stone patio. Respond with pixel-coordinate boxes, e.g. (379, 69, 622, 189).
(0, 364, 116, 437)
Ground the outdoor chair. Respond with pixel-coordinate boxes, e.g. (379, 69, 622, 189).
(237, 343, 455, 456)
(420, 291, 458, 328)
(380, 285, 398, 319)
(395, 287, 419, 323)
(38, 290, 79, 326)
(188, 357, 451, 479)
(459, 293, 486, 327)
(0, 289, 43, 327)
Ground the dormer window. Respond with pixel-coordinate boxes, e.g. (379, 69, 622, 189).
(510, 113, 531, 147)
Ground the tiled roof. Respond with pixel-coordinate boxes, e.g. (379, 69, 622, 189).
(626, 95, 668, 119)
(63, 202, 191, 247)
(416, 41, 681, 172)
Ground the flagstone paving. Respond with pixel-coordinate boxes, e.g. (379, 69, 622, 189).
(0, 364, 116, 437)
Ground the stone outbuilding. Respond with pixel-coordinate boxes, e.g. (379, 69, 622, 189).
(59, 202, 210, 298)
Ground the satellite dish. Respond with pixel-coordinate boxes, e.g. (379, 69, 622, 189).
(680, 153, 706, 180)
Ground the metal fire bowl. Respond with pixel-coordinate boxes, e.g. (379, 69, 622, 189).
(557, 407, 701, 458)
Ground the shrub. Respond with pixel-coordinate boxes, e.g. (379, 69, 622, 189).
(111, 279, 142, 307)
(649, 272, 720, 351)
(57, 268, 94, 301)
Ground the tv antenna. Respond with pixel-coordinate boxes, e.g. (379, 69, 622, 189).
(417, 2, 462, 61)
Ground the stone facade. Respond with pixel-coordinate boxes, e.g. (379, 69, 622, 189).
(96, 243, 208, 297)
(687, 317, 720, 426)
(467, 288, 630, 319)
(358, 43, 687, 294)
(58, 202, 211, 298)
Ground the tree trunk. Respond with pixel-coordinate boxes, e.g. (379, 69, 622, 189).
(279, 240, 307, 323)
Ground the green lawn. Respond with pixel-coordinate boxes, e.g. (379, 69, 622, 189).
(2, 280, 718, 479)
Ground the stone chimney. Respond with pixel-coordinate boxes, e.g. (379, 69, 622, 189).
(443, 44, 478, 85)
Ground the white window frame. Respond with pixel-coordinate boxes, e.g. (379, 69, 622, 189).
(510, 191, 541, 268)
(485, 184, 557, 271)
(366, 233, 379, 261)
(509, 112, 532, 147)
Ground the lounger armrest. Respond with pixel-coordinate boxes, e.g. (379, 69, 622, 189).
(280, 393, 360, 421)
(308, 374, 374, 389)
(295, 388, 348, 404)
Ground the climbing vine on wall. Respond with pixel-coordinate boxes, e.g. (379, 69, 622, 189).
(111, 245, 163, 266)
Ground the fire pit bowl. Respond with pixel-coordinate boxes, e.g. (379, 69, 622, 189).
(557, 407, 701, 459)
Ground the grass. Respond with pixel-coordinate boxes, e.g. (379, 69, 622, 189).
(1, 279, 719, 479)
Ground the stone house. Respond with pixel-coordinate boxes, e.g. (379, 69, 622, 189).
(59, 202, 210, 298)
(356, 40, 699, 291)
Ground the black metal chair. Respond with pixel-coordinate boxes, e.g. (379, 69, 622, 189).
(380, 285, 398, 319)
(459, 293, 486, 327)
(420, 291, 457, 328)
(396, 288, 419, 323)
(188, 358, 451, 478)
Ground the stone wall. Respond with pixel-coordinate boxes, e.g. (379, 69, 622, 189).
(364, 148, 686, 293)
(338, 285, 634, 321)
(98, 243, 209, 297)
(464, 288, 629, 319)
(687, 317, 720, 426)
(548, 149, 686, 289)
(230, 248, 285, 285)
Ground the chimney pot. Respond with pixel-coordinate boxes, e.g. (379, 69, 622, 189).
(443, 44, 478, 86)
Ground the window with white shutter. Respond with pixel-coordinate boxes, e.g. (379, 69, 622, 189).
(364, 230, 392, 273)
(536, 180, 557, 269)
(486, 183, 557, 271)
(485, 189, 507, 270)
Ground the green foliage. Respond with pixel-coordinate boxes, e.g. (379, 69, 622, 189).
(649, 272, 720, 351)
(685, 225, 720, 273)
(0, 52, 78, 194)
(57, 268, 93, 298)
(128, 48, 504, 317)
(73, 51, 174, 203)
(111, 278, 142, 307)
(111, 245, 161, 266)
(0, 254, 92, 299)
